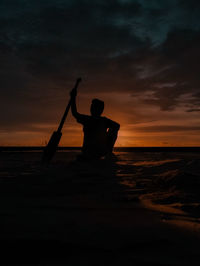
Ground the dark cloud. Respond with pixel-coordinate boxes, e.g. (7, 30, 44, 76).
(179, 0, 200, 9)
(136, 125, 200, 133)
(1, 0, 200, 142)
(186, 109, 200, 113)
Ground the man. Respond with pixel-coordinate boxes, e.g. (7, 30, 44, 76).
(70, 81, 120, 160)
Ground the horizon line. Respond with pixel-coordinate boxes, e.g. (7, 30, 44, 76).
(1, 146, 200, 150)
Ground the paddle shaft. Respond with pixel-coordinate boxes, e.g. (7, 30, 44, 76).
(57, 99, 72, 133)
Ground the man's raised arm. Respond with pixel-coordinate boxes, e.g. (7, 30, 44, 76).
(70, 87, 79, 119)
(70, 80, 88, 125)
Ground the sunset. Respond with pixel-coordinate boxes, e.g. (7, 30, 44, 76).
(1, 0, 200, 147)
(1, 0, 200, 264)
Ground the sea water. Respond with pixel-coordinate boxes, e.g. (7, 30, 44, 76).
(1, 148, 200, 228)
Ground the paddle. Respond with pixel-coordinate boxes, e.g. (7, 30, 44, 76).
(42, 78, 82, 164)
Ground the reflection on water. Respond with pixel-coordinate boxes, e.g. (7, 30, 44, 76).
(115, 151, 200, 229)
(133, 159, 180, 167)
(120, 179, 136, 188)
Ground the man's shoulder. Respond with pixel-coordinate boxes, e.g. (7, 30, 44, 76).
(101, 116, 120, 129)
(90, 116, 108, 121)
(101, 116, 109, 120)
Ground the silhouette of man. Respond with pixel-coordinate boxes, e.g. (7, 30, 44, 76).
(70, 81, 120, 160)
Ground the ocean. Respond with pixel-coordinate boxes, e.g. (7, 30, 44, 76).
(115, 149, 200, 229)
(1, 147, 200, 264)
(1, 147, 200, 230)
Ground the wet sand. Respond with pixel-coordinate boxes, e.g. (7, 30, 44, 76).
(0, 150, 200, 265)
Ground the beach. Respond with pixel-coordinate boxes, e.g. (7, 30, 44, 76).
(0, 148, 200, 265)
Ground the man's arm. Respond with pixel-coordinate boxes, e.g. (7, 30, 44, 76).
(70, 85, 89, 124)
(106, 118, 120, 132)
(70, 87, 80, 119)
(105, 118, 120, 153)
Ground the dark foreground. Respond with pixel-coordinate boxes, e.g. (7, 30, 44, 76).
(0, 149, 200, 265)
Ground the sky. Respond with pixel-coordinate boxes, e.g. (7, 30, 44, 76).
(1, 0, 200, 147)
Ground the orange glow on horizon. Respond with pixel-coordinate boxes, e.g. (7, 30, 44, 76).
(1, 126, 200, 147)
(1, 90, 200, 147)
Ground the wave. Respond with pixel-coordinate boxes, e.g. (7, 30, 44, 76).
(117, 152, 200, 225)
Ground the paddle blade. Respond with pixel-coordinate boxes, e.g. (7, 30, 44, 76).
(42, 131, 62, 164)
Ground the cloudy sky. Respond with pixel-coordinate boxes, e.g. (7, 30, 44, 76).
(1, 0, 200, 146)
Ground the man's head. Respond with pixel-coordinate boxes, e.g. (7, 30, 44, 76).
(90, 99, 104, 117)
